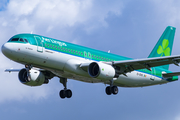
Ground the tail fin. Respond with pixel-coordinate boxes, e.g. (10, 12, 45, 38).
(148, 26, 176, 70)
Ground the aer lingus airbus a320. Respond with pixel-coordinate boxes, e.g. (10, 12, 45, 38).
(2, 26, 180, 99)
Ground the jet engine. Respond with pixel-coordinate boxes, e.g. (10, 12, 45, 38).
(18, 68, 47, 86)
(88, 62, 116, 80)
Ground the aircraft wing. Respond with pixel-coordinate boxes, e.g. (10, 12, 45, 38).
(112, 55, 180, 73)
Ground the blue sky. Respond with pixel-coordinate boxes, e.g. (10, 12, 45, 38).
(0, 0, 180, 120)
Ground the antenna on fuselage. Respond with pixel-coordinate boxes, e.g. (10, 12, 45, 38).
(108, 50, 110, 53)
(31, 31, 33, 34)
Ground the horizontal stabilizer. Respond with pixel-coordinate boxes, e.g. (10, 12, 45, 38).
(5, 69, 21, 72)
(5, 68, 47, 73)
(162, 72, 180, 78)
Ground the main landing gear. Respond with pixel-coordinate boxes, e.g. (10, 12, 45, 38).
(59, 77, 72, 99)
(105, 79, 118, 95)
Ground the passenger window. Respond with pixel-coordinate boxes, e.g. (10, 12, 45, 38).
(11, 38, 19, 41)
(19, 38, 24, 42)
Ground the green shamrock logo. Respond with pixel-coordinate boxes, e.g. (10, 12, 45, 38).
(157, 39, 170, 56)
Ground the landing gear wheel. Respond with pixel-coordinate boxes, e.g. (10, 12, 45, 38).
(59, 90, 66, 99)
(106, 86, 112, 95)
(59, 89, 72, 99)
(66, 89, 72, 98)
(105, 86, 118, 95)
(59, 78, 72, 99)
(112, 86, 118, 95)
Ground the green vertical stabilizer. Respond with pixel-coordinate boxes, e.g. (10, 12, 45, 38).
(148, 26, 176, 70)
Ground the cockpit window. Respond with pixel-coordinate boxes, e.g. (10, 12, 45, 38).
(19, 38, 24, 42)
(8, 37, 29, 43)
(24, 39, 29, 43)
(11, 38, 19, 41)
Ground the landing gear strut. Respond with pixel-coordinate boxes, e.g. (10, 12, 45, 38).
(25, 64, 33, 82)
(59, 77, 72, 99)
(105, 79, 118, 95)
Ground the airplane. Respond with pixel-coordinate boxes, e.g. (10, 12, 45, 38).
(2, 26, 180, 99)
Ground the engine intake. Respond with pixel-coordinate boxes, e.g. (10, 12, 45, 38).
(88, 62, 116, 80)
(18, 68, 47, 86)
(88, 62, 100, 77)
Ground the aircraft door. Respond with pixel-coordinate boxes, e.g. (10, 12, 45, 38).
(150, 68, 155, 80)
(84, 51, 92, 60)
(88, 52, 92, 60)
(35, 36, 43, 52)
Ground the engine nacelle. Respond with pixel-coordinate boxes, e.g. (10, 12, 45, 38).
(18, 68, 46, 86)
(88, 62, 116, 80)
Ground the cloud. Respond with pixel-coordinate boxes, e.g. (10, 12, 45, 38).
(150, 0, 180, 57)
(0, 73, 50, 102)
(0, 57, 55, 103)
(0, 0, 9, 10)
(0, 0, 124, 102)
(150, 0, 180, 26)
(0, 0, 124, 35)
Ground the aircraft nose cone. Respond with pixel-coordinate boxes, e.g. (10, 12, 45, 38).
(1, 43, 13, 57)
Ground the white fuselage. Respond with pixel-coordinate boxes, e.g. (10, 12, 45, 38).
(2, 42, 169, 87)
